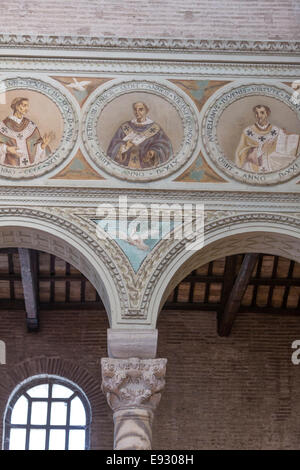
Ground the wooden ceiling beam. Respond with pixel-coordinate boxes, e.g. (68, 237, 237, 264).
(239, 306, 300, 315)
(0, 298, 299, 316)
(164, 302, 221, 311)
(0, 248, 18, 254)
(183, 275, 300, 286)
(0, 272, 299, 287)
(218, 253, 259, 337)
(216, 255, 238, 335)
(163, 303, 300, 316)
(18, 248, 39, 332)
(0, 273, 85, 281)
(0, 299, 104, 311)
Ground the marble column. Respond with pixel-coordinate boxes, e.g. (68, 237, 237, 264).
(101, 357, 167, 450)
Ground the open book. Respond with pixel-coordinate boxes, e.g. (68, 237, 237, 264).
(268, 129, 299, 172)
(122, 131, 147, 147)
(276, 130, 299, 156)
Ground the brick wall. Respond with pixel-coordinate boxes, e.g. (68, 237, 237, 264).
(155, 310, 300, 450)
(1, 308, 300, 449)
(0, 309, 113, 450)
(0, 0, 299, 40)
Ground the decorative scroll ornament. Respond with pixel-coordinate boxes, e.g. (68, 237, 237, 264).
(0, 76, 79, 179)
(101, 357, 167, 411)
(201, 81, 300, 185)
(82, 79, 199, 181)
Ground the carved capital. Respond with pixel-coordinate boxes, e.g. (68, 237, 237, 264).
(101, 357, 167, 412)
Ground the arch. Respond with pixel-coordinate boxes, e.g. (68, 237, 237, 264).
(0, 208, 126, 326)
(147, 214, 300, 327)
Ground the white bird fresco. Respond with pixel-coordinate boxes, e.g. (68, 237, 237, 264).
(66, 77, 92, 91)
(118, 226, 159, 252)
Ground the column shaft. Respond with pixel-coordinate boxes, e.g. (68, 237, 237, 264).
(113, 408, 153, 450)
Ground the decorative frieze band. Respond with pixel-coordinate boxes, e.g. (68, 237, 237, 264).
(0, 59, 299, 78)
(0, 187, 300, 209)
(0, 34, 299, 55)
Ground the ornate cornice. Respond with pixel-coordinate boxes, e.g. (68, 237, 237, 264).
(0, 59, 299, 79)
(0, 187, 300, 210)
(0, 34, 299, 55)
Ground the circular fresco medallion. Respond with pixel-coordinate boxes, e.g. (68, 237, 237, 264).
(201, 82, 300, 185)
(82, 79, 199, 181)
(0, 77, 79, 179)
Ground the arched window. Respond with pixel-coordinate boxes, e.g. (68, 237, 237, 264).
(3, 375, 91, 450)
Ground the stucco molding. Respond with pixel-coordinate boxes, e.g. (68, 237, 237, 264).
(1, 187, 300, 208)
(0, 34, 299, 55)
(0, 59, 299, 78)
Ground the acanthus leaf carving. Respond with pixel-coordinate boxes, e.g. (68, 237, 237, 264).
(101, 357, 167, 412)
